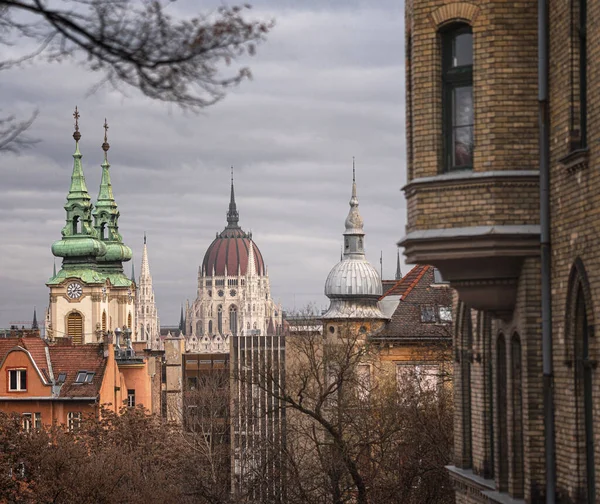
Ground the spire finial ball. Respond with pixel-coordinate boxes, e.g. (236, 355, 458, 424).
(72, 106, 81, 142)
(102, 118, 110, 154)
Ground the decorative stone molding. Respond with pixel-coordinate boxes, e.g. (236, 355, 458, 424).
(403, 170, 539, 196)
(90, 294, 102, 302)
(429, 2, 480, 29)
(559, 148, 589, 173)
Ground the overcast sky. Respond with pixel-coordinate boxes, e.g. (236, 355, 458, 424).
(0, 0, 407, 328)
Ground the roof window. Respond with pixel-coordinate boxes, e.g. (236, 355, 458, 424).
(75, 371, 95, 384)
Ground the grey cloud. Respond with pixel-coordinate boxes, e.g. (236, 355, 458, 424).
(0, 1, 408, 327)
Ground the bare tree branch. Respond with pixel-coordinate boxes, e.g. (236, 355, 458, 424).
(0, 0, 273, 152)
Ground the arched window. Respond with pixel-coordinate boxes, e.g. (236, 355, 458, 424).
(511, 333, 524, 498)
(566, 259, 596, 502)
(217, 305, 223, 334)
(575, 283, 595, 501)
(208, 320, 213, 334)
(72, 215, 80, 235)
(100, 223, 106, 240)
(196, 321, 203, 336)
(67, 312, 83, 345)
(497, 333, 508, 492)
(442, 24, 473, 171)
(229, 305, 238, 335)
(127, 313, 132, 330)
(102, 311, 107, 333)
(456, 302, 473, 468)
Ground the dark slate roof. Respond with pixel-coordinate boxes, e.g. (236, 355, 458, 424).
(376, 265, 453, 340)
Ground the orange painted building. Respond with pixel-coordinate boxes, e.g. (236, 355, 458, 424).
(0, 335, 152, 429)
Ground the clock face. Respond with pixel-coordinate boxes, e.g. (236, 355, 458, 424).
(217, 289, 224, 297)
(230, 289, 237, 297)
(67, 282, 83, 299)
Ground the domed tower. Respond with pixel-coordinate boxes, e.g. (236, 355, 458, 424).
(186, 171, 282, 354)
(323, 165, 386, 336)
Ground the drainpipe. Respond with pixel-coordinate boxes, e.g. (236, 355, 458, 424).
(538, 0, 556, 501)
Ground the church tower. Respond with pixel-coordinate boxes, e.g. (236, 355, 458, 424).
(46, 110, 135, 344)
(135, 234, 161, 349)
(322, 163, 386, 336)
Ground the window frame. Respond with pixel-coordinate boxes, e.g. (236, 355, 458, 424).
(442, 24, 474, 172)
(67, 411, 82, 432)
(8, 369, 27, 392)
(127, 389, 136, 408)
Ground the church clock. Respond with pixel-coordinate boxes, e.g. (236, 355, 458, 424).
(67, 282, 83, 299)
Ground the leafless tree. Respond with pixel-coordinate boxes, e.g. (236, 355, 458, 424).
(0, 0, 273, 152)
(236, 313, 455, 504)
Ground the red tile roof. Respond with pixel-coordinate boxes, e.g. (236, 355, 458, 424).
(380, 265, 431, 300)
(49, 343, 107, 398)
(0, 336, 107, 399)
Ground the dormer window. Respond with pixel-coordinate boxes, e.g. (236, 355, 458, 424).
(57, 373, 67, 384)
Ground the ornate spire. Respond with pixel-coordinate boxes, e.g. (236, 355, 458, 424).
(101, 118, 110, 161)
(32, 307, 38, 330)
(93, 118, 132, 273)
(66, 106, 90, 205)
(179, 305, 185, 334)
(227, 166, 240, 228)
(135, 234, 161, 349)
(73, 106, 81, 143)
(51, 107, 106, 268)
(395, 249, 402, 280)
(141, 235, 150, 278)
(343, 159, 365, 259)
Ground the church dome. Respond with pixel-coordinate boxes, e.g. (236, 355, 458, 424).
(322, 164, 386, 320)
(324, 258, 382, 299)
(201, 172, 265, 277)
(202, 228, 265, 276)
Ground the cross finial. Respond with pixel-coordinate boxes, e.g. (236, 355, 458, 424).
(101, 118, 110, 159)
(73, 106, 81, 142)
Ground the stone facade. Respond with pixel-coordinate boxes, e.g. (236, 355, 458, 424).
(402, 0, 600, 502)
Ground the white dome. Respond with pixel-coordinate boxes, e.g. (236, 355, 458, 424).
(324, 258, 383, 299)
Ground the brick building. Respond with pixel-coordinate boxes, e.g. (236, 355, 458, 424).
(0, 335, 152, 428)
(400, 0, 597, 502)
(374, 264, 452, 387)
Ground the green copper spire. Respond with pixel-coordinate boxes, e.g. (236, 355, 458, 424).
(50, 107, 106, 281)
(92, 118, 132, 278)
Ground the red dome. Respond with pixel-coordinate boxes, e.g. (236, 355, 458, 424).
(202, 228, 265, 277)
(202, 174, 266, 277)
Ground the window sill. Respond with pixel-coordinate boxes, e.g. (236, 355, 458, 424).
(446, 466, 526, 504)
(559, 148, 588, 173)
